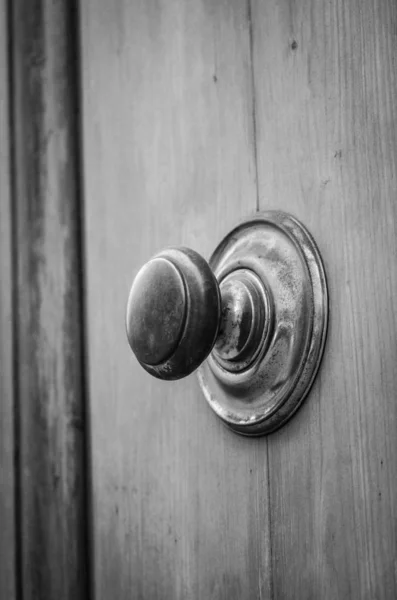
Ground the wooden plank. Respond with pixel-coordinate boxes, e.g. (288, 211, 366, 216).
(252, 0, 397, 597)
(0, 0, 16, 597)
(11, 1, 89, 598)
(80, 1, 271, 598)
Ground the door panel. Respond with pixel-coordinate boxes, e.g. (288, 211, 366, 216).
(253, 1, 397, 598)
(81, 0, 397, 598)
(81, 1, 271, 598)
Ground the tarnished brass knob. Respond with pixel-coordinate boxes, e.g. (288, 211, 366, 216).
(126, 211, 328, 436)
(126, 247, 266, 380)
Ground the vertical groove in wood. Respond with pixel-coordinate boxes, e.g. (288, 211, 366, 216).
(247, 0, 274, 597)
(72, 2, 95, 598)
(11, 1, 89, 598)
(247, 3, 275, 598)
(0, 0, 16, 597)
(247, 0, 260, 213)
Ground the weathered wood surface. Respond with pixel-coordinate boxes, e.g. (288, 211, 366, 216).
(80, 0, 271, 598)
(252, 0, 397, 598)
(0, 0, 16, 597)
(81, 0, 397, 598)
(11, 1, 89, 598)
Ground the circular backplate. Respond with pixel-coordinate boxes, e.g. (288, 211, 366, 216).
(197, 211, 328, 436)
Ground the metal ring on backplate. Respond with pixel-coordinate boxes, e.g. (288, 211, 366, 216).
(197, 211, 328, 436)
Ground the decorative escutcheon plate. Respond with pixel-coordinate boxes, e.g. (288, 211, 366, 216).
(197, 211, 328, 436)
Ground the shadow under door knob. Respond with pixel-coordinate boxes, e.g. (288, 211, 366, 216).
(126, 211, 328, 435)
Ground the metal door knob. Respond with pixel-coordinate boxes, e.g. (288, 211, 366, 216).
(126, 247, 268, 380)
(126, 211, 328, 435)
(126, 247, 221, 379)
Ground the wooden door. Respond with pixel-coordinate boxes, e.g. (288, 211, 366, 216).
(81, 1, 397, 598)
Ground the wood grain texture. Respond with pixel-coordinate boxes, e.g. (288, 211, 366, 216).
(252, 0, 397, 598)
(80, 1, 271, 598)
(12, 1, 88, 598)
(0, 1, 16, 598)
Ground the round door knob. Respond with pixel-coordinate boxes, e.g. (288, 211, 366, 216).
(126, 211, 328, 436)
(126, 248, 221, 379)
